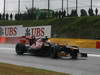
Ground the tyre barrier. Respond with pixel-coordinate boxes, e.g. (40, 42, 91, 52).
(49, 38, 100, 48)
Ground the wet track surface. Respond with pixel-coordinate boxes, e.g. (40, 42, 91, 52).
(0, 44, 100, 75)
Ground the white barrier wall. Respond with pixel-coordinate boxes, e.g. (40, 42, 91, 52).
(24, 25, 51, 38)
(0, 25, 23, 37)
(0, 25, 51, 38)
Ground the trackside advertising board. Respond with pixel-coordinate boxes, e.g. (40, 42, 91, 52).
(24, 26, 51, 38)
(0, 25, 51, 38)
(0, 25, 23, 37)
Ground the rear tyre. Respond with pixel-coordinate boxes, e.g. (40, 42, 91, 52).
(15, 43, 26, 55)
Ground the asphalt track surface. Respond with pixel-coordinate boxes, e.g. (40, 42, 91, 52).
(0, 44, 100, 75)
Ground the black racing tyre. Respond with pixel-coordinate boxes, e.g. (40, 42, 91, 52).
(15, 43, 26, 55)
(70, 50, 78, 59)
(50, 46, 58, 59)
(71, 53, 78, 59)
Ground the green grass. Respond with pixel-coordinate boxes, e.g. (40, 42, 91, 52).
(0, 16, 100, 39)
(0, 63, 70, 75)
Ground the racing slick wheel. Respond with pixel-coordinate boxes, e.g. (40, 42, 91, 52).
(15, 43, 26, 55)
(49, 46, 59, 59)
(70, 47, 79, 59)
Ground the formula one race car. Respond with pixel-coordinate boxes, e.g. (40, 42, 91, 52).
(15, 36, 88, 59)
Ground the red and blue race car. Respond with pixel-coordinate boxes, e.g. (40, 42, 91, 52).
(15, 36, 88, 59)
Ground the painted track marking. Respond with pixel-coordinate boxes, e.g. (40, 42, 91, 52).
(0, 48, 14, 50)
(88, 54, 100, 57)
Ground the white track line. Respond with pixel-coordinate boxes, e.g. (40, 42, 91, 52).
(88, 54, 100, 57)
(0, 48, 14, 50)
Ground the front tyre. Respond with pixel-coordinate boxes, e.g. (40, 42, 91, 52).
(71, 53, 78, 59)
(50, 46, 58, 59)
(70, 50, 78, 59)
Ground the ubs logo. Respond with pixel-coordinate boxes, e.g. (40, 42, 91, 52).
(0, 27, 4, 36)
(25, 28, 31, 36)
